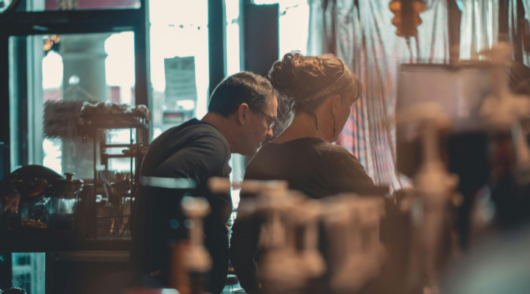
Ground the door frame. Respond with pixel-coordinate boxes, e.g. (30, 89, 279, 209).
(0, 1, 151, 170)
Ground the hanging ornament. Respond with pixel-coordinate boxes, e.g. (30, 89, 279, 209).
(389, 0, 426, 38)
(520, 19, 530, 53)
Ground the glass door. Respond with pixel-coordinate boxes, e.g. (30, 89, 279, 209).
(0, 1, 148, 293)
(9, 32, 137, 178)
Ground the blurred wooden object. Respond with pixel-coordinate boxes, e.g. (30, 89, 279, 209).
(170, 240, 191, 294)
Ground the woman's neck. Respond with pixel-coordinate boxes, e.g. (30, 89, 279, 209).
(273, 112, 328, 144)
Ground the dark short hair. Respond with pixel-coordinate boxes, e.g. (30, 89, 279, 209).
(208, 72, 274, 117)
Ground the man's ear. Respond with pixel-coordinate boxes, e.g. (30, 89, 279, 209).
(237, 103, 250, 125)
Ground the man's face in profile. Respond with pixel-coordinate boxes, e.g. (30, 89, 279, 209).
(242, 95, 278, 156)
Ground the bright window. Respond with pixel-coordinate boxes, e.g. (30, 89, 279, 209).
(253, 0, 310, 56)
(9, 31, 136, 177)
(149, 0, 209, 140)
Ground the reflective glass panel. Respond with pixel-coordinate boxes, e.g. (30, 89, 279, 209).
(11, 253, 46, 294)
(149, 0, 209, 139)
(9, 32, 136, 179)
(23, 0, 140, 11)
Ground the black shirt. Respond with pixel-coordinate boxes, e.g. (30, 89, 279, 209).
(130, 118, 232, 294)
(229, 137, 375, 293)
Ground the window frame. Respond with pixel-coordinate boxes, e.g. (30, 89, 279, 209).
(0, 0, 151, 170)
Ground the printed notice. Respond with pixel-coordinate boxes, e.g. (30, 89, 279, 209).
(164, 56, 198, 108)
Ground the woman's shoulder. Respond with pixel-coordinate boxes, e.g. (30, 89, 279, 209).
(254, 138, 362, 166)
(311, 141, 360, 162)
(314, 144, 375, 190)
(247, 138, 363, 170)
(245, 138, 320, 177)
(313, 143, 371, 177)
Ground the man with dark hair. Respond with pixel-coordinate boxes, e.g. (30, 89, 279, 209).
(130, 72, 277, 294)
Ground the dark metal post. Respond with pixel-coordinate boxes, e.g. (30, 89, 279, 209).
(242, 1, 279, 76)
(209, 0, 226, 97)
(448, 0, 462, 64)
(0, 33, 10, 170)
(135, 0, 151, 143)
